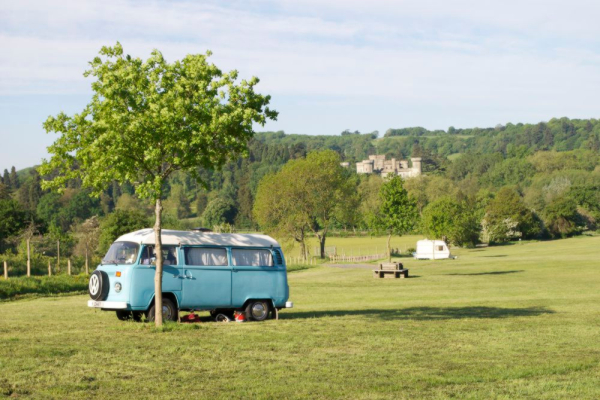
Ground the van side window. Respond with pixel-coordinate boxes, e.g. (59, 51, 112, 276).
(141, 245, 178, 266)
(231, 249, 273, 267)
(185, 248, 228, 266)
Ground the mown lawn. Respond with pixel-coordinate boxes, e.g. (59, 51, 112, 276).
(1, 236, 599, 399)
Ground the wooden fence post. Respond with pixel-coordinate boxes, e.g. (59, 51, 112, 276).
(85, 249, 89, 275)
(3, 261, 7, 280)
(68, 259, 71, 276)
(48, 260, 52, 276)
(27, 238, 31, 277)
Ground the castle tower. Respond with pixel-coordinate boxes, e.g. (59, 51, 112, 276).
(410, 158, 422, 176)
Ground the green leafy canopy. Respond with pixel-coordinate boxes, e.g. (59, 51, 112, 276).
(38, 42, 277, 200)
(375, 176, 418, 236)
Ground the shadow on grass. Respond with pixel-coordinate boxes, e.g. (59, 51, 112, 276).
(281, 306, 553, 321)
(481, 255, 508, 258)
(446, 270, 523, 276)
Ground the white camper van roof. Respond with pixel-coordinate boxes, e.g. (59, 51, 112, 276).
(115, 229, 280, 248)
(416, 239, 448, 246)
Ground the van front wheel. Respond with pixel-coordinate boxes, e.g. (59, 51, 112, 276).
(146, 298, 178, 322)
(245, 300, 271, 322)
(116, 310, 132, 320)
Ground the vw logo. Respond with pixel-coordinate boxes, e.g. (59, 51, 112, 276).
(89, 274, 100, 295)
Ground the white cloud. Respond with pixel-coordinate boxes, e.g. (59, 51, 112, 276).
(1, 0, 599, 133)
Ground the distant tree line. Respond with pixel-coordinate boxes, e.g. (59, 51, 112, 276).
(1, 117, 599, 273)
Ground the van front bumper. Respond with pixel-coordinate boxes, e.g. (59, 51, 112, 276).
(88, 300, 128, 309)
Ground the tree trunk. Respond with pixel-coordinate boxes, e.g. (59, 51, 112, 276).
(299, 240, 306, 262)
(26, 238, 31, 277)
(387, 233, 392, 262)
(85, 247, 89, 275)
(57, 240, 60, 273)
(153, 198, 164, 327)
(318, 234, 326, 259)
(295, 228, 308, 262)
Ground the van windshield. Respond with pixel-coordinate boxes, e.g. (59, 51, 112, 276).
(102, 242, 140, 265)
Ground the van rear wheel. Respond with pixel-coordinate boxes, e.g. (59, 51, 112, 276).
(146, 298, 178, 322)
(245, 300, 271, 322)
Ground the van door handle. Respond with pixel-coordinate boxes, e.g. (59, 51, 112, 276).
(185, 270, 193, 279)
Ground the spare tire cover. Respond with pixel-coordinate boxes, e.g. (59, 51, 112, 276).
(89, 270, 109, 301)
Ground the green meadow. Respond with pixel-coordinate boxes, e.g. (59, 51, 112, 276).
(1, 235, 599, 399)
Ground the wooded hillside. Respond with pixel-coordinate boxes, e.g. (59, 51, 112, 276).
(1, 117, 599, 273)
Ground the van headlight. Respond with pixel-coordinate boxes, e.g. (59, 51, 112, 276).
(114, 282, 122, 293)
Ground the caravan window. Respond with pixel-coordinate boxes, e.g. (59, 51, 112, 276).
(231, 249, 273, 267)
(437, 245, 444, 251)
(185, 248, 228, 266)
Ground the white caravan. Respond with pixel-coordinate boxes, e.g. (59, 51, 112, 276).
(413, 240, 453, 260)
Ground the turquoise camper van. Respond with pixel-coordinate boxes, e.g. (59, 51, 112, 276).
(87, 229, 293, 322)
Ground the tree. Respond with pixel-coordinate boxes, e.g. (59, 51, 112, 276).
(300, 151, 354, 258)
(0, 199, 28, 251)
(254, 150, 352, 259)
(165, 184, 192, 219)
(195, 193, 209, 217)
(38, 42, 276, 325)
(254, 172, 311, 260)
(2, 169, 10, 190)
(48, 223, 72, 273)
(543, 196, 583, 238)
(425, 176, 458, 203)
(335, 175, 361, 232)
(421, 196, 480, 247)
(98, 209, 151, 255)
(74, 216, 100, 274)
(0, 182, 9, 200)
(356, 175, 383, 229)
(9, 166, 19, 189)
(403, 175, 429, 215)
(36, 192, 63, 229)
(371, 176, 418, 261)
(15, 170, 42, 211)
(202, 197, 237, 228)
(482, 187, 540, 243)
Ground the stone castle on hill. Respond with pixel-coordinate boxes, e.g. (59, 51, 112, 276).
(356, 155, 422, 178)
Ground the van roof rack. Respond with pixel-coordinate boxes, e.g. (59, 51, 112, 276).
(191, 227, 212, 232)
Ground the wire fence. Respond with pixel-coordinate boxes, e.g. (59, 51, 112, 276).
(327, 253, 387, 263)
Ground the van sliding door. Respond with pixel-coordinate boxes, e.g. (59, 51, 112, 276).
(180, 247, 232, 309)
(230, 248, 283, 307)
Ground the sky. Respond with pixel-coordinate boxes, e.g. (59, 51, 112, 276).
(1, 0, 600, 170)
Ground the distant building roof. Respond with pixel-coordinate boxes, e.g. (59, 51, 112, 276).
(116, 229, 280, 247)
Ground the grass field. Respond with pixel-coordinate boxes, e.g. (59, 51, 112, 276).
(1, 236, 599, 399)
